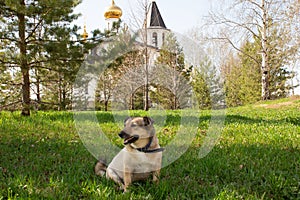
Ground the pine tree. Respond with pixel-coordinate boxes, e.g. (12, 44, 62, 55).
(223, 40, 263, 107)
(192, 58, 214, 109)
(267, 25, 297, 99)
(0, 0, 82, 115)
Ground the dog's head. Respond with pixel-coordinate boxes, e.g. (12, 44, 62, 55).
(119, 116, 155, 147)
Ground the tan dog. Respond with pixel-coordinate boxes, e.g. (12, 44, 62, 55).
(95, 116, 163, 192)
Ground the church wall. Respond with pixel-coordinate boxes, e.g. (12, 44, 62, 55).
(147, 27, 170, 49)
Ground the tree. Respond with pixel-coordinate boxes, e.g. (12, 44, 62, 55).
(192, 57, 221, 109)
(118, 50, 144, 110)
(0, 69, 22, 110)
(208, 0, 299, 100)
(95, 70, 113, 111)
(127, 0, 151, 111)
(222, 41, 261, 107)
(155, 32, 192, 109)
(39, 30, 89, 111)
(0, 0, 82, 115)
(238, 40, 261, 103)
(93, 28, 139, 111)
(264, 24, 297, 98)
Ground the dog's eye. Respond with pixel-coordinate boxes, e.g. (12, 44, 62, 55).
(131, 124, 137, 127)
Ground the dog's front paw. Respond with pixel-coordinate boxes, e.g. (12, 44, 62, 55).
(153, 172, 160, 183)
(121, 186, 129, 194)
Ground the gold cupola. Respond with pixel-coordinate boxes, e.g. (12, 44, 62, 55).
(82, 23, 88, 42)
(104, 0, 122, 19)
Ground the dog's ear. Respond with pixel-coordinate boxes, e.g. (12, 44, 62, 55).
(124, 117, 132, 126)
(143, 116, 154, 126)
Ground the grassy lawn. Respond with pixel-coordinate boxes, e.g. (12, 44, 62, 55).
(0, 98, 299, 199)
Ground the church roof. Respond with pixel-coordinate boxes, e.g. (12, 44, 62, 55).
(104, 0, 122, 19)
(148, 1, 167, 29)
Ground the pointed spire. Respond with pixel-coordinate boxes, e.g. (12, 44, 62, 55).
(148, 1, 167, 28)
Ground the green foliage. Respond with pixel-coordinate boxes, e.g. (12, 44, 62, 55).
(156, 33, 188, 77)
(223, 27, 297, 107)
(0, 0, 96, 113)
(266, 25, 297, 99)
(149, 86, 175, 110)
(94, 30, 141, 110)
(0, 70, 22, 109)
(192, 57, 223, 109)
(224, 40, 262, 107)
(1, 99, 299, 199)
(154, 32, 192, 109)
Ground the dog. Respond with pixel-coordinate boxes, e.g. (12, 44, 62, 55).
(94, 116, 164, 192)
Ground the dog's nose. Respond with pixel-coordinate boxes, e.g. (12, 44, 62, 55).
(119, 131, 127, 138)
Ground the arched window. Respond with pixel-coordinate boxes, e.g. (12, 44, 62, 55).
(152, 32, 158, 47)
(162, 33, 165, 44)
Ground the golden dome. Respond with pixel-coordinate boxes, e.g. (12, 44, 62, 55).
(104, 0, 122, 19)
(82, 24, 88, 41)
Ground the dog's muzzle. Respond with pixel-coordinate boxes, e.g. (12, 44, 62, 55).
(119, 131, 139, 145)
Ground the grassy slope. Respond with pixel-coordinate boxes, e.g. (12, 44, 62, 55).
(0, 98, 299, 199)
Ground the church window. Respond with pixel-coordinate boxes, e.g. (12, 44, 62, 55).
(152, 32, 158, 47)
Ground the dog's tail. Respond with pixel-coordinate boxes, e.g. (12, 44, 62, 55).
(94, 159, 107, 176)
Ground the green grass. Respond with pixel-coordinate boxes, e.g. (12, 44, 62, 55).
(0, 99, 300, 199)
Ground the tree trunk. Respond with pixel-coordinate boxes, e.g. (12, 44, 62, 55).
(143, 0, 149, 111)
(104, 100, 108, 111)
(62, 87, 67, 110)
(58, 76, 62, 111)
(18, 0, 31, 116)
(261, 0, 270, 100)
(144, 81, 149, 110)
(35, 69, 41, 110)
(130, 91, 134, 110)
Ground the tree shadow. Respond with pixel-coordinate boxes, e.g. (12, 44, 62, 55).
(226, 114, 300, 126)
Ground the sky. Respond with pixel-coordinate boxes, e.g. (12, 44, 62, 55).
(74, 0, 300, 95)
(74, 0, 215, 34)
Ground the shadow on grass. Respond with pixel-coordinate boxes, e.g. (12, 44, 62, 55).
(94, 111, 300, 127)
(3, 110, 299, 127)
(226, 114, 300, 126)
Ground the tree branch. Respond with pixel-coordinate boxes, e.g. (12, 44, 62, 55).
(0, 59, 18, 65)
(0, 36, 19, 43)
(0, 101, 22, 110)
(25, 9, 51, 41)
(215, 17, 261, 40)
(211, 37, 260, 65)
(28, 58, 83, 67)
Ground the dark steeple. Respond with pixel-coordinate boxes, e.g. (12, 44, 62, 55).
(149, 1, 167, 29)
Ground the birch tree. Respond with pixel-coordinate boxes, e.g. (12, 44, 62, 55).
(127, 0, 151, 110)
(208, 0, 299, 100)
